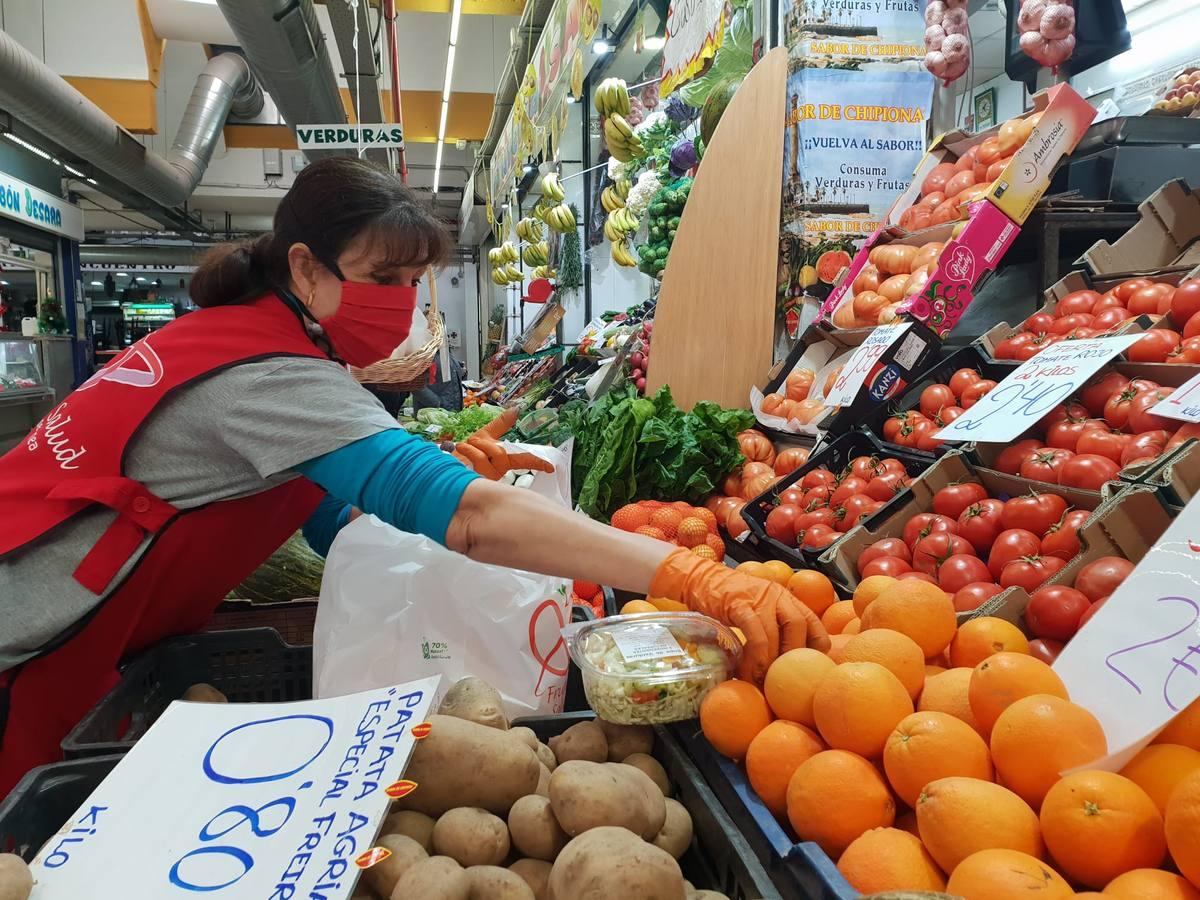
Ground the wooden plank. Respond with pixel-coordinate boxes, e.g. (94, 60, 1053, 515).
(644, 48, 787, 411)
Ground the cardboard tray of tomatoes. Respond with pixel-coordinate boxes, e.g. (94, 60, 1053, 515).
(739, 430, 934, 573)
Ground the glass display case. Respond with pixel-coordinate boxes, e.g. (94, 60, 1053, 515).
(0, 336, 47, 396)
(0, 334, 55, 454)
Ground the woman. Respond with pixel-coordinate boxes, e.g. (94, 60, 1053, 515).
(0, 158, 826, 792)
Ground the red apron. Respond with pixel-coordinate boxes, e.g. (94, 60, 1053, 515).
(0, 293, 329, 794)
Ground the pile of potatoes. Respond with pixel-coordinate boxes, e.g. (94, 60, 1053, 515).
(352, 677, 731, 900)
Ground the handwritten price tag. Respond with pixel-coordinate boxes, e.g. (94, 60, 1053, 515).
(1055, 500, 1200, 770)
(1152, 370, 1200, 423)
(934, 335, 1143, 443)
(822, 323, 912, 407)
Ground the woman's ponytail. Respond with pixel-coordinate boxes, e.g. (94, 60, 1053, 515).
(189, 234, 275, 308)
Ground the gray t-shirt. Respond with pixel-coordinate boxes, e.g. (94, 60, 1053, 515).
(0, 356, 399, 671)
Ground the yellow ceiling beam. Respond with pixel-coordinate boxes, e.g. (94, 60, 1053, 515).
(66, 77, 158, 134)
(316, 0, 523, 12)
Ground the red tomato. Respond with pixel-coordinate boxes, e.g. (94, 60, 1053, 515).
(765, 505, 802, 543)
(1023, 312, 1056, 333)
(802, 485, 831, 507)
(837, 493, 876, 530)
(999, 555, 1067, 592)
(1028, 638, 1065, 664)
(1104, 385, 1144, 429)
(1168, 423, 1200, 450)
(1167, 335, 1200, 364)
(801, 468, 837, 490)
(957, 498, 1006, 554)
(861, 556, 913, 578)
(1025, 585, 1091, 640)
(1170, 279, 1200, 324)
(778, 488, 806, 507)
(1114, 278, 1155, 302)
(944, 170, 978, 199)
(1077, 596, 1108, 630)
(902, 513, 959, 550)
(878, 458, 908, 477)
(1128, 283, 1175, 316)
(1045, 418, 1093, 452)
(936, 406, 965, 427)
(1076, 427, 1129, 463)
(912, 532, 976, 576)
(1000, 493, 1068, 536)
(1093, 306, 1135, 331)
(1079, 371, 1130, 417)
(1058, 453, 1121, 490)
(961, 380, 997, 409)
(1092, 292, 1125, 312)
(919, 384, 956, 419)
(1063, 327, 1101, 341)
(953, 581, 1005, 613)
(1049, 313, 1096, 335)
(848, 455, 884, 480)
(1121, 429, 1170, 467)
(1127, 328, 1182, 363)
(949, 368, 981, 397)
(865, 472, 908, 502)
(830, 477, 870, 505)
(1019, 447, 1075, 483)
(1040, 508, 1090, 560)
(1056, 290, 1102, 316)
(993, 438, 1043, 475)
(987, 528, 1043, 579)
(1075, 555, 1134, 602)
(938, 554, 993, 593)
(1186, 311, 1200, 340)
(994, 333, 1034, 360)
(857, 537, 912, 574)
(1038, 400, 1089, 430)
(801, 524, 841, 550)
(1127, 388, 1174, 434)
(882, 413, 907, 442)
(1014, 334, 1062, 361)
(796, 508, 836, 532)
(915, 426, 945, 453)
(932, 482, 988, 520)
(897, 571, 938, 584)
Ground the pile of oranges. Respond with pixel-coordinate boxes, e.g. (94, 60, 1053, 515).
(699, 572, 1200, 897)
(610, 499, 727, 561)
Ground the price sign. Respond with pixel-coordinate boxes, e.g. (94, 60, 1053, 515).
(822, 323, 912, 407)
(1152, 370, 1200, 423)
(934, 335, 1143, 443)
(30, 677, 440, 898)
(1055, 499, 1200, 770)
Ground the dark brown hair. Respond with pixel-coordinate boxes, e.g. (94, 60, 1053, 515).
(190, 157, 451, 308)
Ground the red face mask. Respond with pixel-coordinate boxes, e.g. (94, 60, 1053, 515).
(318, 280, 418, 368)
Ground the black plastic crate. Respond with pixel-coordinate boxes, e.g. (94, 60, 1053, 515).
(741, 430, 932, 570)
(0, 756, 122, 860)
(513, 712, 781, 900)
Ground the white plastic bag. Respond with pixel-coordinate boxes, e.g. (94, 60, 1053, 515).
(313, 441, 576, 719)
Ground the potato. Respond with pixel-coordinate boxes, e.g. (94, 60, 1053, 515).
(362, 834, 427, 897)
(181, 683, 227, 703)
(0, 855, 32, 900)
(548, 761, 664, 839)
(509, 859, 553, 900)
(548, 827, 685, 899)
(547, 720, 607, 763)
(397, 715, 540, 817)
(507, 795, 568, 861)
(623, 752, 670, 796)
(605, 762, 667, 838)
(653, 798, 694, 860)
(597, 720, 653, 760)
(432, 807, 511, 868)
(535, 743, 556, 771)
(382, 810, 435, 851)
(509, 726, 538, 750)
(440, 678, 508, 730)
(393, 856, 471, 900)
(535, 763, 551, 797)
(466, 866, 536, 900)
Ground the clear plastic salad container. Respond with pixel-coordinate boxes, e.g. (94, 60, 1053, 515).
(563, 612, 741, 725)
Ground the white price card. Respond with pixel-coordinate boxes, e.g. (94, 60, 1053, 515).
(1055, 499, 1200, 771)
(29, 676, 440, 899)
(611, 624, 685, 663)
(934, 335, 1143, 443)
(1152, 370, 1200, 423)
(822, 322, 912, 407)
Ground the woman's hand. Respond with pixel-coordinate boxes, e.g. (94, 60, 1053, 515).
(454, 407, 555, 480)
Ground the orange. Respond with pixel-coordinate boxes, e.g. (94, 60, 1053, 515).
(860, 580, 957, 657)
(745, 720, 825, 818)
(735, 560, 766, 578)
(1106, 868, 1200, 900)
(821, 600, 857, 635)
(691, 507, 720, 534)
(852, 575, 898, 617)
(990, 694, 1108, 808)
(1165, 768, 1200, 888)
(925, 663, 946, 677)
(948, 616, 1029, 668)
(763, 648, 836, 726)
(919, 667, 983, 735)
(1120, 743, 1200, 814)
(648, 596, 689, 613)
(649, 507, 684, 539)
(916, 776, 1043, 872)
(703, 532, 726, 561)
(839, 629, 926, 700)
(691, 545, 718, 560)
(787, 570, 837, 617)
(1157, 696, 1200, 751)
(620, 599, 658, 615)
(812, 662, 914, 758)
(786, 750, 896, 858)
(635, 525, 668, 541)
(677, 517, 711, 548)
(611, 503, 652, 531)
(826, 633, 852, 662)
(836, 827, 946, 894)
(699, 680, 773, 760)
(760, 559, 795, 587)
(945, 849, 1072, 900)
(841, 618, 861, 635)
(883, 711, 994, 807)
(1039, 770, 1165, 888)
(968, 652, 1068, 736)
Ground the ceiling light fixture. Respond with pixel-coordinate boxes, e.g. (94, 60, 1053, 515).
(644, 34, 666, 50)
(63, 164, 86, 178)
(432, 0, 464, 195)
(593, 26, 613, 55)
(2, 133, 53, 161)
(115, 272, 128, 277)
(90, 280, 103, 286)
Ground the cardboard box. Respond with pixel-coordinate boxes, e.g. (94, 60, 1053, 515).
(1081, 179, 1200, 274)
(1137, 437, 1200, 507)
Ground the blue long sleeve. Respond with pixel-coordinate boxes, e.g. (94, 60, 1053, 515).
(295, 429, 480, 553)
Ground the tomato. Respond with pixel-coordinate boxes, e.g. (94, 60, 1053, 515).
(932, 482, 988, 520)
(801, 524, 841, 550)
(1000, 493, 1068, 536)
(765, 505, 802, 543)
(865, 472, 907, 502)
(987, 528, 1043, 579)
(915, 429, 945, 453)
(953, 581, 1005, 613)
(837, 493, 877, 530)
(801, 468, 837, 490)
(949, 368, 981, 398)
(1049, 313, 1096, 335)
(1187, 311, 1200, 340)
(802, 486, 831, 508)
(778, 488, 806, 507)
(878, 458, 908, 477)
(1074, 555, 1134, 602)
(1058, 453, 1121, 490)
(861, 556, 913, 578)
(1079, 371, 1130, 417)
(1128, 283, 1175, 315)
(796, 507, 836, 532)
(897, 571, 938, 585)
(999, 554, 1067, 592)
(912, 532, 976, 576)
(1041, 508, 1090, 560)
(1045, 417, 1092, 452)
(1170, 279, 1200, 324)
(1038, 401, 1089, 430)
(1127, 388, 1175, 434)
(1168, 423, 1200, 450)
(1115, 278, 1155, 302)
(1013, 334, 1060, 361)
(1126, 328, 1181, 363)
(1092, 292, 1125, 312)
(1093, 306, 1135, 332)
(1023, 312, 1056, 333)
(994, 333, 1034, 360)
(1064, 327, 1101, 341)
(847, 455, 884, 480)
(1076, 427, 1129, 463)
(1121, 429, 1170, 467)
(830, 477, 870, 505)
(1168, 335, 1200, 364)
(993, 438, 1043, 475)
(1104, 385, 1144, 429)
(882, 412, 907, 442)
(1129, 378, 1162, 393)
(1018, 447, 1074, 483)
(957, 498, 1006, 554)
(857, 537, 912, 574)
(960, 380, 997, 409)
(1055, 290, 1102, 316)
(937, 554, 993, 593)
(1028, 638, 1064, 664)
(919, 383, 956, 419)
(1077, 596, 1108, 631)
(1025, 585, 1091, 640)
(902, 513, 959, 550)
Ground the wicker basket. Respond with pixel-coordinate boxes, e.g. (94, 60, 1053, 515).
(349, 268, 443, 390)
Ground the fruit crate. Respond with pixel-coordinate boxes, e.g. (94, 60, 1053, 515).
(202, 597, 318, 645)
(740, 430, 933, 572)
(0, 756, 121, 860)
(667, 722, 855, 900)
(513, 712, 781, 900)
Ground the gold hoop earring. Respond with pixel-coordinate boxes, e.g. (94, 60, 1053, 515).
(307, 288, 316, 306)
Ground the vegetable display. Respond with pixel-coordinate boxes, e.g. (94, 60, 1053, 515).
(227, 531, 323, 601)
(881, 367, 997, 452)
(832, 241, 946, 329)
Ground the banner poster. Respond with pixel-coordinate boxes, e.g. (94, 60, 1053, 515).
(660, 0, 726, 96)
(780, 0, 926, 62)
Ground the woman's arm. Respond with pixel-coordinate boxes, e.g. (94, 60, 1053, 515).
(301, 493, 354, 557)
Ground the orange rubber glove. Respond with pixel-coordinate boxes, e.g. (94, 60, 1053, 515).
(454, 407, 556, 481)
(650, 547, 831, 684)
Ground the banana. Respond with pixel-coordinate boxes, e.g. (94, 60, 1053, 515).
(611, 241, 637, 267)
(594, 78, 631, 118)
(540, 173, 566, 202)
(570, 49, 584, 100)
(491, 269, 507, 285)
(488, 247, 503, 266)
(603, 218, 623, 243)
(608, 113, 634, 139)
(601, 186, 626, 213)
(500, 241, 519, 264)
(504, 264, 523, 282)
(547, 203, 575, 234)
(615, 177, 632, 200)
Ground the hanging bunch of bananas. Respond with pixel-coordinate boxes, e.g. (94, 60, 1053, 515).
(522, 240, 550, 267)
(539, 172, 566, 203)
(601, 184, 626, 213)
(488, 242, 523, 285)
(594, 78, 631, 118)
(603, 114, 644, 163)
(615, 177, 631, 201)
(603, 207, 640, 245)
(545, 203, 576, 234)
(516, 216, 544, 242)
(532, 265, 557, 280)
(611, 241, 638, 268)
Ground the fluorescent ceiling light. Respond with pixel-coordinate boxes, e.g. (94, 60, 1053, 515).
(86, 177, 97, 185)
(90, 280, 103, 286)
(644, 35, 666, 50)
(432, 141, 444, 193)
(0, 281, 8, 286)
(115, 272, 128, 277)
(443, 45, 457, 101)
(449, 0, 463, 45)
(135, 277, 146, 282)
(438, 100, 449, 141)
(2, 133, 52, 161)
(433, 1, 462, 194)
(63, 164, 86, 178)
(592, 38, 611, 54)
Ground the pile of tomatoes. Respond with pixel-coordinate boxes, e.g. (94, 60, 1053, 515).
(831, 241, 946, 330)
(1025, 555, 1134, 662)
(993, 277, 1200, 361)
(879, 367, 998, 451)
(855, 481, 1092, 614)
(762, 454, 916, 552)
(759, 367, 830, 427)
